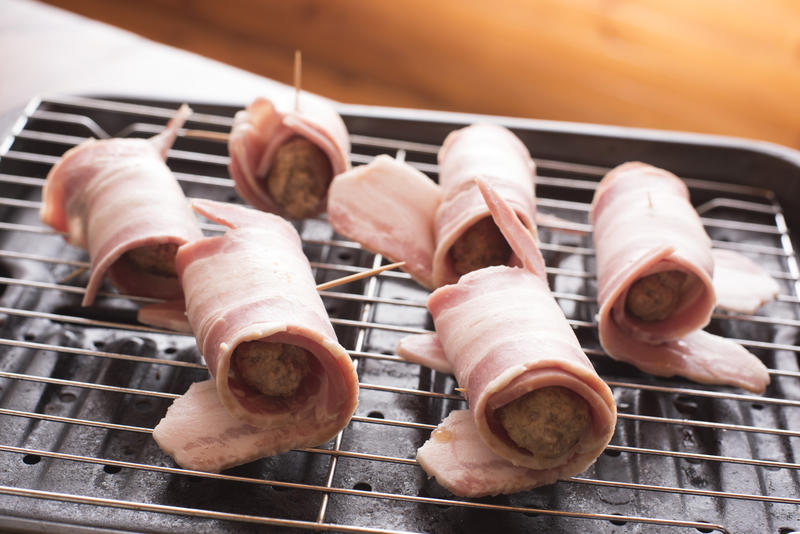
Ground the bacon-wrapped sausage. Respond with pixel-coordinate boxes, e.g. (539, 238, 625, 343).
(432, 123, 537, 287)
(590, 162, 770, 393)
(152, 199, 359, 471)
(228, 94, 350, 219)
(328, 123, 537, 289)
(40, 105, 202, 306)
(398, 180, 616, 497)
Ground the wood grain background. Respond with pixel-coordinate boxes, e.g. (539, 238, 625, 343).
(40, 0, 800, 149)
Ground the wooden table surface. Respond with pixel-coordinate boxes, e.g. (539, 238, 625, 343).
(0, 0, 296, 133)
(26, 0, 800, 151)
(4, 0, 800, 152)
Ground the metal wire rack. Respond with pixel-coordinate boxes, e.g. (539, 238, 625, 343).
(0, 94, 798, 534)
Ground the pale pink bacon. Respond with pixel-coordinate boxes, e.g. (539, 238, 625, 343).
(327, 155, 441, 289)
(711, 248, 780, 314)
(227, 94, 350, 217)
(404, 181, 616, 496)
(40, 104, 202, 306)
(327, 123, 538, 289)
(152, 199, 358, 471)
(432, 123, 538, 287)
(590, 162, 770, 393)
(153, 379, 352, 473)
(417, 410, 598, 498)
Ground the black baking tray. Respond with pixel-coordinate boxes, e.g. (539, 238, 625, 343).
(0, 95, 797, 534)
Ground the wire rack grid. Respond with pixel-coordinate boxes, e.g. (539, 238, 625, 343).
(0, 95, 797, 534)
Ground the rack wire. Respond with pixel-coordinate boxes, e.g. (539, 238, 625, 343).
(0, 95, 798, 534)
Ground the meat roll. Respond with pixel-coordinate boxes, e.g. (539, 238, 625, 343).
(40, 104, 202, 306)
(152, 199, 358, 471)
(228, 94, 350, 219)
(432, 123, 538, 287)
(590, 162, 769, 393)
(328, 123, 537, 289)
(398, 180, 617, 497)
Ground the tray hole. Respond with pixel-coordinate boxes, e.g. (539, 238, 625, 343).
(164, 347, 177, 354)
(604, 448, 621, 457)
(22, 332, 35, 341)
(22, 454, 41, 465)
(94, 341, 105, 349)
(353, 482, 372, 492)
(273, 484, 291, 492)
(695, 522, 714, 533)
(227, 194, 239, 202)
(103, 464, 122, 474)
(609, 513, 626, 526)
(367, 411, 384, 419)
(764, 460, 782, 472)
(674, 395, 698, 415)
(59, 391, 77, 403)
(752, 403, 765, 410)
(778, 528, 799, 534)
(337, 251, 354, 262)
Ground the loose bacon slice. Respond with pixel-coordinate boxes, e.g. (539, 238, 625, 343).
(152, 199, 358, 470)
(227, 94, 350, 218)
(396, 333, 450, 374)
(153, 379, 345, 473)
(417, 410, 600, 498)
(136, 299, 192, 334)
(40, 104, 202, 306)
(711, 248, 780, 314)
(327, 155, 441, 289)
(590, 162, 769, 393)
(432, 123, 538, 287)
(406, 181, 616, 495)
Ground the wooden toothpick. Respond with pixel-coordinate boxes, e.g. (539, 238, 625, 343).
(294, 49, 302, 112)
(316, 261, 405, 291)
(182, 129, 229, 142)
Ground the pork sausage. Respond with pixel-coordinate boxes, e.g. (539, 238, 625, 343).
(449, 216, 511, 277)
(496, 386, 591, 459)
(233, 341, 311, 398)
(265, 136, 333, 219)
(123, 243, 179, 277)
(626, 270, 687, 321)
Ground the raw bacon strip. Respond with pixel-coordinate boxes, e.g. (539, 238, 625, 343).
(327, 155, 441, 289)
(600, 328, 770, 393)
(712, 248, 780, 314)
(417, 410, 597, 498)
(40, 105, 202, 306)
(423, 265, 616, 473)
(475, 177, 547, 282)
(591, 162, 716, 344)
(432, 123, 538, 287)
(228, 94, 350, 218)
(396, 333, 451, 374)
(153, 379, 347, 473)
(590, 162, 769, 392)
(174, 199, 359, 432)
(407, 181, 616, 495)
(137, 300, 192, 334)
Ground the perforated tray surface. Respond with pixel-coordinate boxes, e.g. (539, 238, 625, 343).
(0, 95, 798, 534)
